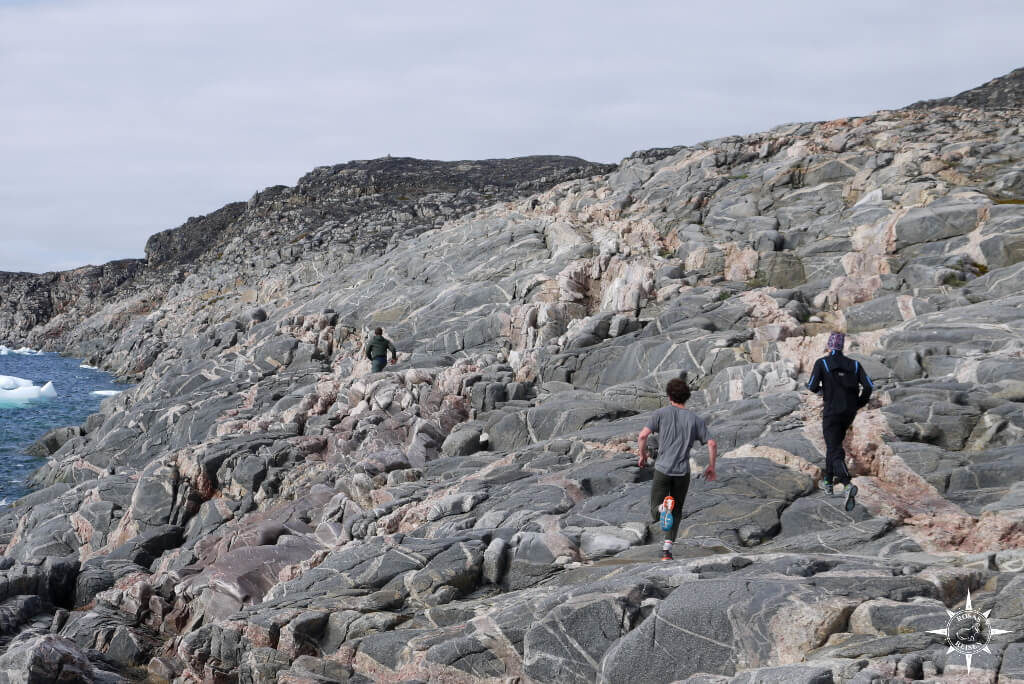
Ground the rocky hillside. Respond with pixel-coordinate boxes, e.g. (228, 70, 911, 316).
(0, 156, 611, 373)
(0, 69, 1023, 683)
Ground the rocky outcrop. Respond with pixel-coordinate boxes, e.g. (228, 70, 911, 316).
(0, 260, 144, 351)
(909, 66, 1024, 110)
(2, 68, 1024, 682)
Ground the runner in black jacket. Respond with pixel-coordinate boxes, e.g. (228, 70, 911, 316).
(807, 332, 873, 511)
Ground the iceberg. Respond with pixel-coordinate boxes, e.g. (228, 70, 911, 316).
(90, 390, 122, 397)
(0, 375, 58, 408)
(0, 375, 33, 391)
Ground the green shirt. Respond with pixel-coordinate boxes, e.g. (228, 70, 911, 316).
(365, 335, 396, 360)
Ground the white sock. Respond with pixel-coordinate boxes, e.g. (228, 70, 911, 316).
(662, 540, 672, 551)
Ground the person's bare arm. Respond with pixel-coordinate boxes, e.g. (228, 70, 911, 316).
(637, 426, 653, 468)
(704, 439, 718, 481)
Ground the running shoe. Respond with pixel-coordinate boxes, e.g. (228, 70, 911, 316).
(844, 484, 858, 512)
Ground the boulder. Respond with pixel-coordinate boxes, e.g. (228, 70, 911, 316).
(599, 578, 857, 681)
(481, 537, 508, 584)
(524, 590, 642, 684)
(0, 635, 97, 683)
(441, 426, 482, 457)
(755, 252, 806, 288)
(892, 199, 984, 250)
(579, 526, 644, 560)
(25, 426, 83, 458)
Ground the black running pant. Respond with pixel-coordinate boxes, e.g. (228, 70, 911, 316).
(650, 470, 691, 542)
(823, 412, 856, 485)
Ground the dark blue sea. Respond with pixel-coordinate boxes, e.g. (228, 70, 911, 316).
(0, 347, 125, 504)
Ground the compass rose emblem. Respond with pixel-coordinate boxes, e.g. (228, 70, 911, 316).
(926, 589, 1016, 674)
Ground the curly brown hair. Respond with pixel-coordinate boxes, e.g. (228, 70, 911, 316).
(666, 378, 691, 404)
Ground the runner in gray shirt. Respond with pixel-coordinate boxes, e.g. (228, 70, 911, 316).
(637, 377, 717, 560)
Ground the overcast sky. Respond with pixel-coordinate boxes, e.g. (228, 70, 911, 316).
(1, 0, 1021, 273)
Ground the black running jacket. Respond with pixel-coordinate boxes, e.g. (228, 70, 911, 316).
(807, 350, 873, 416)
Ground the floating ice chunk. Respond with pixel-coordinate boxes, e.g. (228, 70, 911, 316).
(80, 363, 98, 370)
(90, 390, 122, 397)
(0, 375, 34, 391)
(7, 388, 38, 400)
(3, 386, 48, 401)
(0, 376, 57, 407)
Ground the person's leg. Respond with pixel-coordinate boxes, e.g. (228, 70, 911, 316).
(840, 412, 859, 510)
(372, 356, 386, 373)
(841, 411, 857, 445)
(666, 473, 691, 542)
(650, 470, 671, 528)
(821, 418, 836, 480)
(830, 412, 857, 485)
(651, 470, 677, 559)
(823, 415, 846, 479)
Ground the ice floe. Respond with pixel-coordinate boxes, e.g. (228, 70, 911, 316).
(0, 375, 57, 407)
(0, 375, 33, 391)
(90, 390, 122, 397)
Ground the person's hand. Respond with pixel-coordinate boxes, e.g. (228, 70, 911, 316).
(637, 453, 648, 469)
(703, 463, 716, 481)
(390, 358, 397, 365)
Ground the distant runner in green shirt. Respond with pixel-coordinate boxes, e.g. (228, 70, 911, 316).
(365, 327, 397, 372)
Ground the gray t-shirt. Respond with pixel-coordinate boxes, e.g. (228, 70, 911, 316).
(646, 406, 709, 476)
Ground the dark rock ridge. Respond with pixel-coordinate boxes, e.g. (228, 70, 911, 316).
(145, 202, 249, 269)
(0, 68, 1023, 682)
(908, 66, 1024, 110)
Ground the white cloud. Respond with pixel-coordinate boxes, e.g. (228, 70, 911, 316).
(1, 0, 1022, 272)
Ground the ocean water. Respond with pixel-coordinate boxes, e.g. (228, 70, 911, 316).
(0, 348, 125, 504)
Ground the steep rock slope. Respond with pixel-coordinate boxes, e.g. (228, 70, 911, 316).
(1, 71, 1024, 682)
(0, 155, 612, 372)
